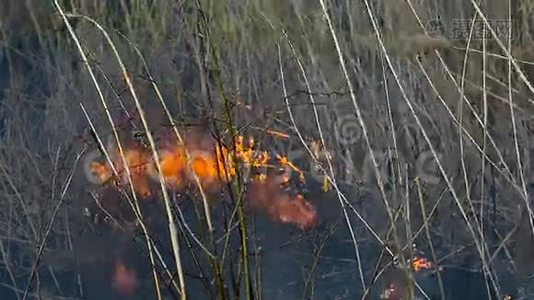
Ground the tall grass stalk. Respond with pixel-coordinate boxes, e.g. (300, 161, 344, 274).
(200, 13, 253, 300)
(54, 2, 184, 298)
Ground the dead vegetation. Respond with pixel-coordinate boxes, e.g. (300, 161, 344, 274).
(1, 0, 534, 299)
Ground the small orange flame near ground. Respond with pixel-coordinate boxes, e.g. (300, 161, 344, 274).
(411, 256, 433, 272)
(88, 130, 318, 230)
(112, 259, 138, 296)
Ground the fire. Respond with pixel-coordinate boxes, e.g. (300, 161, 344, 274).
(89, 148, 153, 197)
(248, 175, 318, 231)
(155, 146, 187, 188)
(411, 256, 433, 272)
(270, 194, 317, 231)
(118, 149, 152, 198)
(87, 130, 317, 230)
(112, 259, 138, 296)
(277, 154, 305, 183)
(90, 161, 113, 183)
(380, 283, 400, 300)
(188, 144, 235, 186)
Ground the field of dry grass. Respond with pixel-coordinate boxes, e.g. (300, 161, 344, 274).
(2, 0, 534, 299)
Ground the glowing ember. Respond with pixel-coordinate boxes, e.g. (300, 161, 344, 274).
(380, 283, 399, 300)
(112, 260, 138, 296)
(270, 194, 318, 231)
(248, 175, 318, 230)
(90, 161, 112, 183)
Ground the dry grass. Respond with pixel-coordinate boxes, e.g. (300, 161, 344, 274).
(1, 0, 534, 299)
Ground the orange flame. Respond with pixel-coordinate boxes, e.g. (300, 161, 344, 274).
(88, 130, 317, 230)
(411, 256, 433, 272)
(154, 146, 187, 188)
